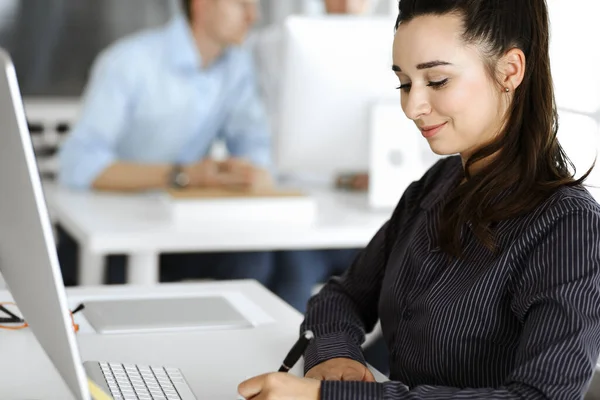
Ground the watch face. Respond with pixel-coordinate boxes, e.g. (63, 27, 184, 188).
(175, 171, 190, 187)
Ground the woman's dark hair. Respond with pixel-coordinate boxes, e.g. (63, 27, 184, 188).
(395, 0, 592, 258)
(181, 0, 192, 21)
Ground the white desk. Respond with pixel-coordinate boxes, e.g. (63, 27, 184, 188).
(2, 274, 599, 399)
(44, 185, 392, 286)
(0, 280, 391, 399)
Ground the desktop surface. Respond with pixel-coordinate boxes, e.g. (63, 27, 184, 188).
(45, 184, 391, 253)
(0, 281, 306, 400)
(0, 280, 599, 398)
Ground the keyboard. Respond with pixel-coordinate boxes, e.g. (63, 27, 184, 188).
(84, 361, 197, 400)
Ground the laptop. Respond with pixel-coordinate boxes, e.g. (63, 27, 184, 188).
(0, 48, 196, 399)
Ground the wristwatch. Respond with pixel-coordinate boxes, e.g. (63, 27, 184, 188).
(169, 164, 190, 189)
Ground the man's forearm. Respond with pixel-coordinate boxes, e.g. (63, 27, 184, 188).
(91, 162, 172, 191)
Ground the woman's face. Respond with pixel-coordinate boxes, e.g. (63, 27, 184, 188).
(392, 14, 507, 161)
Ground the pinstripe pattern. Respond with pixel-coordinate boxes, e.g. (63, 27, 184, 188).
(301, 156, 600, 399)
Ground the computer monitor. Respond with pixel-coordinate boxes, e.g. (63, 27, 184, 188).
(277, 16, 399, 179)
(0, 49, 90, 399)
(0, 49, 200, 400)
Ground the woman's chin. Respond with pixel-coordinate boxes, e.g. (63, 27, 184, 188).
(427, 142, 458, 157)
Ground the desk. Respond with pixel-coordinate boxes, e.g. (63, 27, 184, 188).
(3, 280, 600, 399)
(44, 184, 392, 286)
(0, 280, 386, 399)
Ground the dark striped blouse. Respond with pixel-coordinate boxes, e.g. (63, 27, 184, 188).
(301, 155, 600, 399)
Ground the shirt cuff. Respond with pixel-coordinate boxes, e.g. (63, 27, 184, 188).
(303, 332, 367, 375)
(321, 381, 384, 400)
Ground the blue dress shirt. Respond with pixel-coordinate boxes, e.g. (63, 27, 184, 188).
(59, 15, 271, 189)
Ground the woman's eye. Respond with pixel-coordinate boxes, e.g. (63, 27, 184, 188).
(427, 78, 449, 89)
(396, 78, 449, 92)
(396, 83, 412, 92)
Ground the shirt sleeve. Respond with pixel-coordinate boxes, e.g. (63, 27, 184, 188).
(318, 206, 600, 400)
(301, 187, 417, 373)
(219, 50, 272, 169)
(58, 48, 136, 189)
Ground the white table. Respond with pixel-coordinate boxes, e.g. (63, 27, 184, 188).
(0, 280, 387, 400)
(44, 184, 392, 286)
(2, 279, 599, 399)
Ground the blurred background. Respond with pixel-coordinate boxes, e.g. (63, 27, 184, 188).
(0, 0, 398, 181)
(0, 0, 395, 97)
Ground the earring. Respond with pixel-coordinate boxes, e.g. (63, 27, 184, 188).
(504, 87, 510, 93)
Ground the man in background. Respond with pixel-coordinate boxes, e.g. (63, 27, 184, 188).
(57, 0, 275, 286)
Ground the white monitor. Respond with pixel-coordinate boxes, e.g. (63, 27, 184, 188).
(0, 49, 90, 399)
(277, 16, 399, 180)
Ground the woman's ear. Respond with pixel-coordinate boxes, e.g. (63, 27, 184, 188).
(498, 48, 526, 91)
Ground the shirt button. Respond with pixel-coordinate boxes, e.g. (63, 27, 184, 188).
(402, 310, 413, 320)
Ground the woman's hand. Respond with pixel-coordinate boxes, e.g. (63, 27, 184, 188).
(238, 372, 321, 400)
(305, 357, 376, 382)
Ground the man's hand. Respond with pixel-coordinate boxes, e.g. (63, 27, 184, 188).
(238, 373, 320, 400)
(182, 159, 221, 188)
(216, 158, 273, 190)
(305, 358, 375, 382)
(183, 158, 273, 190)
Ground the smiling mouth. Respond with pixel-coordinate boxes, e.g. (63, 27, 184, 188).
(420, 123, 446, 132)
(419, 122, 448, 138)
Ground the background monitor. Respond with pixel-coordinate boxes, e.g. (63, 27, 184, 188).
(277, 16, 399, 180)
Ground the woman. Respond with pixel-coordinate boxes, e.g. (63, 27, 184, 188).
(239, 0, 600, 398)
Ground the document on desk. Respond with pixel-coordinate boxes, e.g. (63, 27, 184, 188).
(165, 187, 317, 225)
(81, 294, 269, 334)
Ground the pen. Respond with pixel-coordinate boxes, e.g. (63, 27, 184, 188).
(72, 303, 85, 314)
(278, 330, 314, 373)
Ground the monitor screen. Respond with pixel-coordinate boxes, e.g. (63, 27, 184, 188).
(277, 16, 399, 178)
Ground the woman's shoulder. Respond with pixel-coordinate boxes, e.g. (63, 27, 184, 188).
(542, 184, 600, 218)
(509, 184, 600, 243)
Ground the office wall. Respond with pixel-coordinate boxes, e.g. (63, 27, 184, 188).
(548, 0, 600, 188)
(0, 0, 175, 96)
